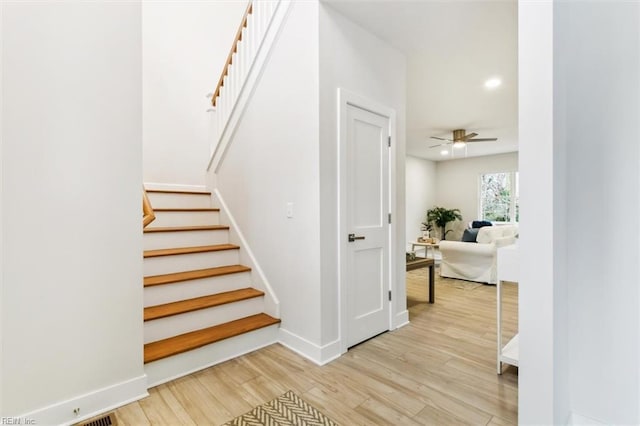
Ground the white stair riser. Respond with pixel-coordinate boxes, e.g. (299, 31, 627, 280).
(144, 297, 264, 343)
(144, 325, 279, 387)
(149, 211, 220, 228)
(144, 250, 239, 276)
(144, 229, 229, 250)
(144, 272, 253, 307)
(147, 192, 211, 209)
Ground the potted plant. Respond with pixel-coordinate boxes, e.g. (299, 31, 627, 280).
(419, 222, 433, 238)
(425, 206, 462, 241)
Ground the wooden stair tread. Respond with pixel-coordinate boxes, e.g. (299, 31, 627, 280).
(144, 225, 229, 233)
(145, 189, 211, 195)
(144, 265, 251, 287)
(144, 313, 280, 363)
(153, 208, 220, 212)
(144, 244, 239, 258)
(144, 288, 264, 321)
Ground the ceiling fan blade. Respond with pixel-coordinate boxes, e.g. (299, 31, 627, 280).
(462, 132, 478, 141)
(467, 138, 498, 142)
(429, 142, 448, 148)
(430, 136, 449, 141)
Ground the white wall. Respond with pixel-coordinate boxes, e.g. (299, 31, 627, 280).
(319, 4, 408, 345)
(556, 2, 640, 424)
(405, 156, 436, 248)
(0, 2, 4, 415)
(520, 1, 640, 424)
(435, 152, 518, 240)
(1, 1, 145, 422)
(143, 1, 247, 187)
(212, 2, 323, 349)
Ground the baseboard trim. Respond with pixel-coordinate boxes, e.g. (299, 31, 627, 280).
(16, 374, 148, 426)
(319, 339, 342, 365)
(278, 328, 341, 366)
(394, 310, 410, 329)
(143, 182, 207, 192)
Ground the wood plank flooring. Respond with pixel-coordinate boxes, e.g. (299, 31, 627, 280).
(117, 267, 518, 425)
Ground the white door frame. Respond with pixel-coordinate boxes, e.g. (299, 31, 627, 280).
(337, 88, 397, 354)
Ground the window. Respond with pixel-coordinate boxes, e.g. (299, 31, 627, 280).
(479, 171, 519, 222)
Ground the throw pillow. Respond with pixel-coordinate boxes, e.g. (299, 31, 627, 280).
(472, 220, 493, 229)
(461, 228, 479, 242)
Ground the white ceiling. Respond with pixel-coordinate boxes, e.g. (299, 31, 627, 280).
(324, 0, 518, 161)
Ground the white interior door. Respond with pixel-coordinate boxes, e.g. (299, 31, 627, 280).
(345, 103, 390, 348)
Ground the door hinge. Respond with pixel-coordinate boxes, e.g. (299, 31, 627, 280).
(388, 136, 391, 147)
(388, 213, 392, 224)
(388, 290, 392, 301)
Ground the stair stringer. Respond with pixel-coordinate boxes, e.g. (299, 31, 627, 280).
(210, 188, 280, 319)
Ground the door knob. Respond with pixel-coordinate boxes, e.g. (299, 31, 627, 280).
(348, 233, 365, 242)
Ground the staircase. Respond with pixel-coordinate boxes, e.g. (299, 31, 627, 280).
(143, 188, 280, 386)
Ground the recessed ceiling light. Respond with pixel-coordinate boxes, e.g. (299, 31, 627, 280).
(440, 149, 449, 156)
(484, 77, 502, 89)
(453, 141, 466, 149)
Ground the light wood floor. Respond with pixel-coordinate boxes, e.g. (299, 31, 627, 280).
(115, 268, 518, 425)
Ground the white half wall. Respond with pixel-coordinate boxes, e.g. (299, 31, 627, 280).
(319, 3, 407, 345)
(211, 1, 323, 350)
(556, 1, 640, 424)
(0, 2, 4, 415)
(435, 152, 518, 240)
(520, 1, 640, 423)
(1, 1, 145, 421)
(518, 1, 557, 423)
(405, 156, 436, 249)
(143, 1, 247, 186)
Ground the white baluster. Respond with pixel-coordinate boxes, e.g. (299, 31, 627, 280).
(227, 62, 233, 106)
(245, 16, 253, 62)
(229, 69, 233, 116)
(216, 107, 221, 143)
(221, 76, 228, 126)
(231, 57, 238, 104)
(214, 97, 220, 142)
(240, 29, 247, 81)
(247, 14, 255, 60)
(237, 39, 244, 84)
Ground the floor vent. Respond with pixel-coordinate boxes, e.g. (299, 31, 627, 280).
(75, 413, 117, 426)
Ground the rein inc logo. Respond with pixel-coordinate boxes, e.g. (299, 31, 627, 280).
(1, 418, 35, 425)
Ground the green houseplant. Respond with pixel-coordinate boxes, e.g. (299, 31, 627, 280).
(425, 206, 462, 241)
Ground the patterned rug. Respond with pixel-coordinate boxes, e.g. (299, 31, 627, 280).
(223, 391, 338, 426)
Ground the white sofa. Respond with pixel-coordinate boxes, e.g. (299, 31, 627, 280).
(439, 224, 518, 284)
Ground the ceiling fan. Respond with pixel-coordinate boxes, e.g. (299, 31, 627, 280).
(429, 129, 498, 148)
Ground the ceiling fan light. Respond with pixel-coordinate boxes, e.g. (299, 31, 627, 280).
(484, 77, 502, 89)
(440, 149, 449, 156)
(453, 141, 466, 149)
